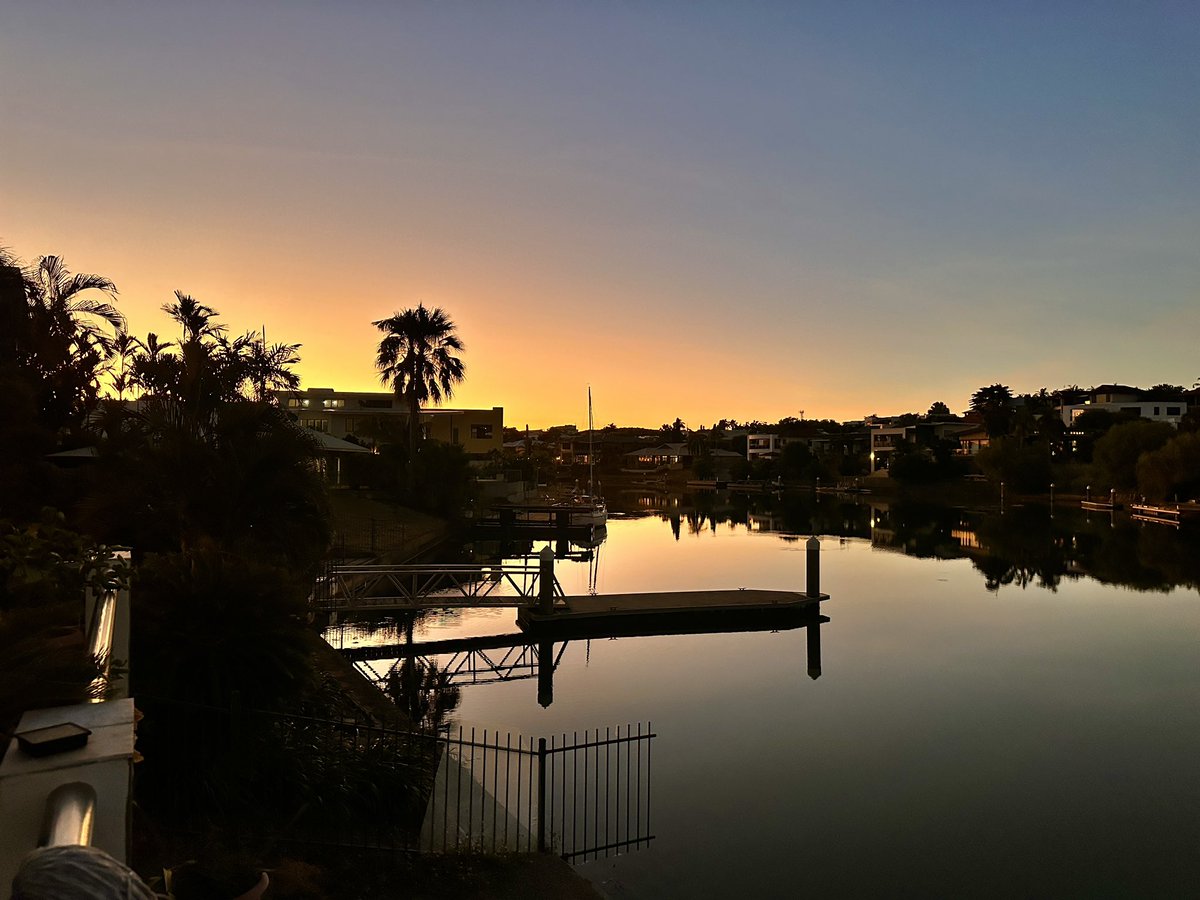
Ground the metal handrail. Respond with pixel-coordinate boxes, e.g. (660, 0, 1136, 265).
(86, 588, 118, 701)
(39, 782, 97, 847)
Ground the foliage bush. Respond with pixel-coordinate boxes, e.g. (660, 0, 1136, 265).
(0, 511, 128, 732)
(1137, 432, 1200, 501)
(976, 438, 1052, 492)
(1092, 419, 1174, 490)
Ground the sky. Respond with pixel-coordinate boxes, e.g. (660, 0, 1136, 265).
(3, 1, 1198, 429)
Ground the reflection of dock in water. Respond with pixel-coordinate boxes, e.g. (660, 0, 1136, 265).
(348, 603, 828, 708)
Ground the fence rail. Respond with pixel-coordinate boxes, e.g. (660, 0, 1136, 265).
(331, 521, 408, 556)
(424, 723, 655, 860)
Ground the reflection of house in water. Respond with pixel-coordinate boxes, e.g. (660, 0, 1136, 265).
(748, 512, 788, 533)
(951, 525, 982, 550)
(868, 503, 897, 546)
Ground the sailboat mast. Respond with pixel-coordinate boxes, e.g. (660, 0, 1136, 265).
(588, 385, 594, 496)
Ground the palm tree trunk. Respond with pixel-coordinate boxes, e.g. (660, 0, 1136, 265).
(407, 392, 420, 492)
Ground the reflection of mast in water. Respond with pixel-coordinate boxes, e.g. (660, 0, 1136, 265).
(588, 530, 601, 595)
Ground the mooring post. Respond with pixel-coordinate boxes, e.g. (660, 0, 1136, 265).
(539, 546, 555, 614)
(806, 536, 821, 599)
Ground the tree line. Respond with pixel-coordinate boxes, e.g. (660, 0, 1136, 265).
(1, 245, 470, 862)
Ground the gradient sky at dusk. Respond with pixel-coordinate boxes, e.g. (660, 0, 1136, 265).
(4, 1, 1198, 428)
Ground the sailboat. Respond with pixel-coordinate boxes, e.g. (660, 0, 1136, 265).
(563, 387, 607, 527)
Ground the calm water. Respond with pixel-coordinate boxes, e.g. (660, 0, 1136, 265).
(331, 495, 1200, 897)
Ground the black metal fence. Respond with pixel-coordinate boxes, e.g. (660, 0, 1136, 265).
(426, 723, 655, 860)
(140, 696, 654, 861)
(330, 520, 408, 557)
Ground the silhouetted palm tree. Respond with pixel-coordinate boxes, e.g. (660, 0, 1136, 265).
(28, 255, 124, 350)
(2, 254, 117, 439)
(232, 332, 302, 402)
(162, 290, 224, 344)
(373, 305, 465, 485)
(109, 330, 144, 400)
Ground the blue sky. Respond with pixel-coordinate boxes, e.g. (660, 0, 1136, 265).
(3, 1, 1197, 426)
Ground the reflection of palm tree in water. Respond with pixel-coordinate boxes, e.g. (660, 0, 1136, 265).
(385, 658, 462, 731)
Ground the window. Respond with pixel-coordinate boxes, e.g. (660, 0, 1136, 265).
(359, 398, 393, 409)
(300, 418, 328, 432)
(1167, 406, 1181, 416)
(470, 424, 494, 439)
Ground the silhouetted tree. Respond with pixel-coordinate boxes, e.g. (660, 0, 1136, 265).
(661, 418, 686, 440)
(373, 305, 466, 488)
(927, 401, 951, 417)
(28, 254, 123, 349)
(1093, 420, 1174, 490)
(1137, 432, 1200, 501)
(970, 384, 1015, 438)
(1147, 384, 1186, 399)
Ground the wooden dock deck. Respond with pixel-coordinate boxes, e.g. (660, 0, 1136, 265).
(518, 588, 826, 632)
(1129, 502, 1200, 527)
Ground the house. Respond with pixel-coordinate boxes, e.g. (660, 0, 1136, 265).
(1059, 384, 1189, 428)
(272, 387, 503, 459)
(746, 433, 788, 461)
(624, 443, 689, 471)
(868, 420, 983, 473)
(868, 426, 908, 473)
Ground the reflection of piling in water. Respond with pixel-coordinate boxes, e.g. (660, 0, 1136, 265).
(807, 616, 822, 680)
(537, 638, 554, 708)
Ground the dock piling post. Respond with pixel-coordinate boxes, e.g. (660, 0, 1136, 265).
(806, 537, 821, 599)
(539, 546, 555, 615)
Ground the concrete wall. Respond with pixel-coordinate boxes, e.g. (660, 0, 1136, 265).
(0, 699, 137, 889)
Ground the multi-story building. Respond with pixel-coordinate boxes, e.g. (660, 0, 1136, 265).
(868, 426, 908, 473)
(1059, 385, 1189, 428)
(272, 387, 503, 459)
(746, 433, 788, 461)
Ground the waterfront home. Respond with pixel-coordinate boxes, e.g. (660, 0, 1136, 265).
(272, 387, 503, 460)
(1058, 384, 1193, 428)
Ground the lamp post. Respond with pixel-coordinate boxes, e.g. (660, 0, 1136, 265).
(1049, 482, 1055, 517)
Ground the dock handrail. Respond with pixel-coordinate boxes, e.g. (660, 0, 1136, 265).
(39, 782, 97, 848)
(313, 561, 564, 611)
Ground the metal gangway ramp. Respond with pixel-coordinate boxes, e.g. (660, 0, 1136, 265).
(312, 562, 564, 613)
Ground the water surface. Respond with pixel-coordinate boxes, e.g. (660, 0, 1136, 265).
(332, 496, 1200, 897)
